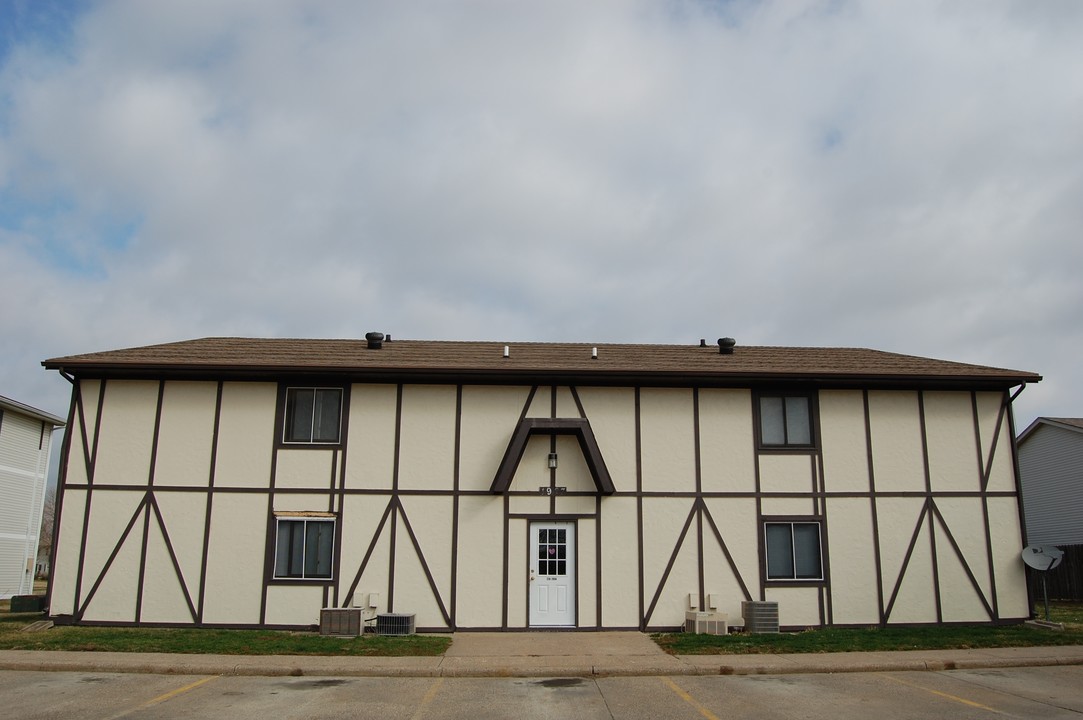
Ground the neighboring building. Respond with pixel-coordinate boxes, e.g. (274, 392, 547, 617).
(1017, 418, 1083, 547)
(42, 335, 1040, 631)
(0, 394, 65, 599)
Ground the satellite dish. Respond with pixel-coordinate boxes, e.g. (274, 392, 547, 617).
(1022, 545, 1065, 571)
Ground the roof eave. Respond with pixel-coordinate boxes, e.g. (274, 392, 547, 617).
(42, 362, 1041, 390)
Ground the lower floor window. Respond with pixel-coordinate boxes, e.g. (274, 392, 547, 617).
(274, 516, 335, 579)
(765, 521, 823, 581)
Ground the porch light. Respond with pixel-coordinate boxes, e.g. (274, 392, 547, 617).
(548, 452, 558, 469)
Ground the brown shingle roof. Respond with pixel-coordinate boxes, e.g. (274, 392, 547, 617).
(42, 337, 1041, 388)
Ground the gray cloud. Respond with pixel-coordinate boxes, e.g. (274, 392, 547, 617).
(1, 0, 1080, 429)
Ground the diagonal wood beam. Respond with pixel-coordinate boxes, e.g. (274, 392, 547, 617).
(490, 418, 614, 495)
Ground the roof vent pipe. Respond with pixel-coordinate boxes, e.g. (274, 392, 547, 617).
(699, 339, 707, 347)
(366, 332, 385, 350)
(718, 337, 736, 355)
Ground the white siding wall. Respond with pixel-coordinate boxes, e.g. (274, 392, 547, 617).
(1019, 424, 1083, 546)
(0, 410, 55, 598)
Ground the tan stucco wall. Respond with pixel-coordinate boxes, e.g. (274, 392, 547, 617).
(154, 381, 218, 487)
(825, 498, 880, 625)
(94, 381, 158, 486)
(759, 454, 816, 495)
(867, 391, 926, 493)
(53, 379, 1027, 630)
(599, 497, 640, 627)
(49, 488, 86, 615)
(345, 384, 398, 490)
(819, 390, 871, 494)
(458, 386, 532, 492)
(577, 388, 637, 492)
(924, 391, 981, 492)
(452, 495, 505, 627)
(79, 490, 143, 621)
(398, 385, 458, 492)
(699, 389, 755, 493)
(214, 383, 276, 488)
(639, 389, 696, 493)
(201, 492, 266, 624)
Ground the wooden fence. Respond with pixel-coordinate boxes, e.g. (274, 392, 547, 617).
(1026, 544, 1083, 603)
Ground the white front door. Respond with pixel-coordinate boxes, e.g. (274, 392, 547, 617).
(529, 522, 576, 627)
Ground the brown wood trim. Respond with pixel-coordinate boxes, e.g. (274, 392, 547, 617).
(595, 496, 603, 628)
(396, 501, 452, 627)
(59, 482, 1021, 501)
(643, 501, 699, 627)
(634, 387, 645, 630)
(77, 493, 147, 619)
(148, 494, 198, 621)
(917, 391, 943, 624)
(44, 382, 79, 616)
(972, 391, 999, 620)
(1006, 387, 1030, 613)
(700, 503, 753, 601)
(73, 378, 106, 618)
(135, 381, 166, 622)
(980, 392, 1007, 493)
(929, 500, 994, 619)
(816, 450, 832, 625)
(570, 386, 587, 420)
(342, 498, 395, 605)
(450, 384, 462, 630)
(387, 386, 403, 611)
(490, 417, 615, 495)
(883, 499, 931, 623)
(862, 390, 886, 625)
(196, 381, 224, 624)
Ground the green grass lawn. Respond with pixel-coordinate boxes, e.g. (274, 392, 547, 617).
(2, 600, 1081, 657)
(653, 602, 1083, 655)
(0, 612, 449, 656)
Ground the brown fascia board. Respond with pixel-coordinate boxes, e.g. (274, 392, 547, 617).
(40, 361, 1040, 391)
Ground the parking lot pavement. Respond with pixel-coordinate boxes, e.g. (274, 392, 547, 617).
(3, 667, 1083, 719)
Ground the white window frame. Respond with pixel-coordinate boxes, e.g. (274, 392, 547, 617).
(273, 513, 336, 580)
(764, 520, 824, 582)
(282, 387, 343, 444)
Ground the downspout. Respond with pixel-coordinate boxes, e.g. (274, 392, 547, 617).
(1006, 383, 1034, 619)
(43, 369, 76, 617)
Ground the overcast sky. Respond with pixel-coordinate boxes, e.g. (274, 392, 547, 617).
(2, 0, 1080, 439)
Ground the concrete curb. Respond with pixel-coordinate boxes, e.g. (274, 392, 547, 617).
(2, 647, 1082, 678)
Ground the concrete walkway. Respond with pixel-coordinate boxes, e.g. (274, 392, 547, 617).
(1, 634, 1082, 678)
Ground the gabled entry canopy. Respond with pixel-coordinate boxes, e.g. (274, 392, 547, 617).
(490, 418, 615, 495)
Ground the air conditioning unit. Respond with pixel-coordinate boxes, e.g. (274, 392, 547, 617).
(375, 612, 416, 636)
(741, 601, 779, 634)
(685, 611, 728, 635)
(320, 608, 362, 637)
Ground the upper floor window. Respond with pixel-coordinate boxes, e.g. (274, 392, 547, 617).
(759, 394, 813, 447)
(283, 387, 342, 444)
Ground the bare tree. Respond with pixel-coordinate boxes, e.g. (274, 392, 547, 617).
(36, 489, 56, 579)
